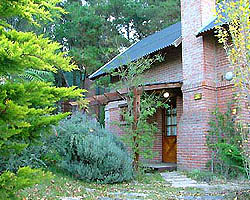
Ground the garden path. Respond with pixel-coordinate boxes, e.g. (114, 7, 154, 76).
(161, 171, 249, 191)
(59, 172, 249, 200)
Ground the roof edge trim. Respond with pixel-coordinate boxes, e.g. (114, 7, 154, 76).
(196, 16, 217, 37)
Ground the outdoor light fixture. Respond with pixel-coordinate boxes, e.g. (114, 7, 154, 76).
(163, 92, 170, 98)
(225, 71, 234, 81)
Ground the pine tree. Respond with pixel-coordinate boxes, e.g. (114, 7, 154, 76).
(0, 0, 88, 198)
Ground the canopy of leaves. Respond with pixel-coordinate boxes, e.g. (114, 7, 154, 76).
(32, 0, 180, 88)
(216, 0, 249, 101)
(0, 0, 64, 25)
(88, 0, 181, 41)
(0, 0, 88, 154)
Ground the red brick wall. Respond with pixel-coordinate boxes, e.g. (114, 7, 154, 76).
(143, 47, 183, 84)
(176, 95, 183, 163)
(150, 108, 163, 162)
(215, 40, 234, 112)
(178, 87, 217, 169)
(179, 0, 244, 170)
(179, 0, 217, 170)
(215, 41, 249, 163)
(105, 101, 126, 136)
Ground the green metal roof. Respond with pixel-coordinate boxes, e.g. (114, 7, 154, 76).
(90, 14, 226, 80)
(196, 16, 226, 37)
(89, 22, 182, 80)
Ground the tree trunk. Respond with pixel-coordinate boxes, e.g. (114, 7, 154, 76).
(73, 70, 77, 86)
(132, 87, 140, 171)
(82, 69, 87, 89)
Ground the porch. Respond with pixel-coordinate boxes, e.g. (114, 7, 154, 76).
(84, 81, 183, 166)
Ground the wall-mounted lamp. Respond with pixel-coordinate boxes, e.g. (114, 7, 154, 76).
(225, 71, 234, 81)
(163, 92, 170, 98)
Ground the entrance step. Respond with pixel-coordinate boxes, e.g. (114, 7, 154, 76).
(144, 162, 177, 172)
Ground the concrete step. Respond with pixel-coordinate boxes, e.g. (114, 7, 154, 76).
(144, 163, 177, 172)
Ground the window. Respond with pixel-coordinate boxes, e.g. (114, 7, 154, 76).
(165, 98, 177, 136)
(119, 103, 128, 122)
(120, 107, 127, 121)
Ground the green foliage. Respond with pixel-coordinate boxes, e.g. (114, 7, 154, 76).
(44, 0, 120, 87)
(0, 28, 76, 75)
(55, 113, 133, 184)
(207, 106, 245, 178)
(18, 69, 55, 83)
(88, 0, 181, 41)
(0, 129, 61, 173)
(121, 92, 168, 160)
(0, 0, 64, 26)
(0, 81, 85, 157)
(0, 167, 52, 200)
(216, 0, 249, 102)
(33, 0, 180, 87)
(52, 2, 108, 74)
(0, 0, 88, 198)
(110, 56, 168, 168)
(216, 0, 250, 180)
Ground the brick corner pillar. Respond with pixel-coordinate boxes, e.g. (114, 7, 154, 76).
(178, 0, 217, 170)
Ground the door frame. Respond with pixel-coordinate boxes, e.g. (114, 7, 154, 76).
(162, 99, 177, 163)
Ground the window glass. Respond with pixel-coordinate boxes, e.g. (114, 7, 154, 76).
(172, 126, 177, 136)
(167, 116, 171, 125)
(173, 116, 177, 125)
(165, 98, 177, 136)
(167, 127, 171, 136)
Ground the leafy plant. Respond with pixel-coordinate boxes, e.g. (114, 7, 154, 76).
(216, 0, 250, 179)
(0, 130, 60, 173)
(18, 69, 55, 83)
(0, 167, 52, 200)
(207, 105, 245, 178)
(55, 112, 134, 184)
(121, 92, 168, 161)
(110, 55, 168, 170)
(216, 0, 249, 104)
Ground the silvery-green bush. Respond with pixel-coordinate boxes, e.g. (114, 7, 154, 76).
(56, 112, 133, 183)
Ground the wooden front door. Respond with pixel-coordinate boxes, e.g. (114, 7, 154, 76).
(162, 98, 177, 163)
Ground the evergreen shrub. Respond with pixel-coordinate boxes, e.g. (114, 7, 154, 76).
(0, 131, 61, 174)
(55, 112, 133, 183)
(0, 167, 52, 199)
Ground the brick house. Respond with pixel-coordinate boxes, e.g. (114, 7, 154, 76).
(87, 0, 249, 170)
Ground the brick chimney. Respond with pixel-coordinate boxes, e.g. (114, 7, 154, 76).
(178, 0, 217, 170)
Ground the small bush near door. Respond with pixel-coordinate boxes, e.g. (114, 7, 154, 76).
(55, 112, 133, 184)
(207, 106, 245, 178)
